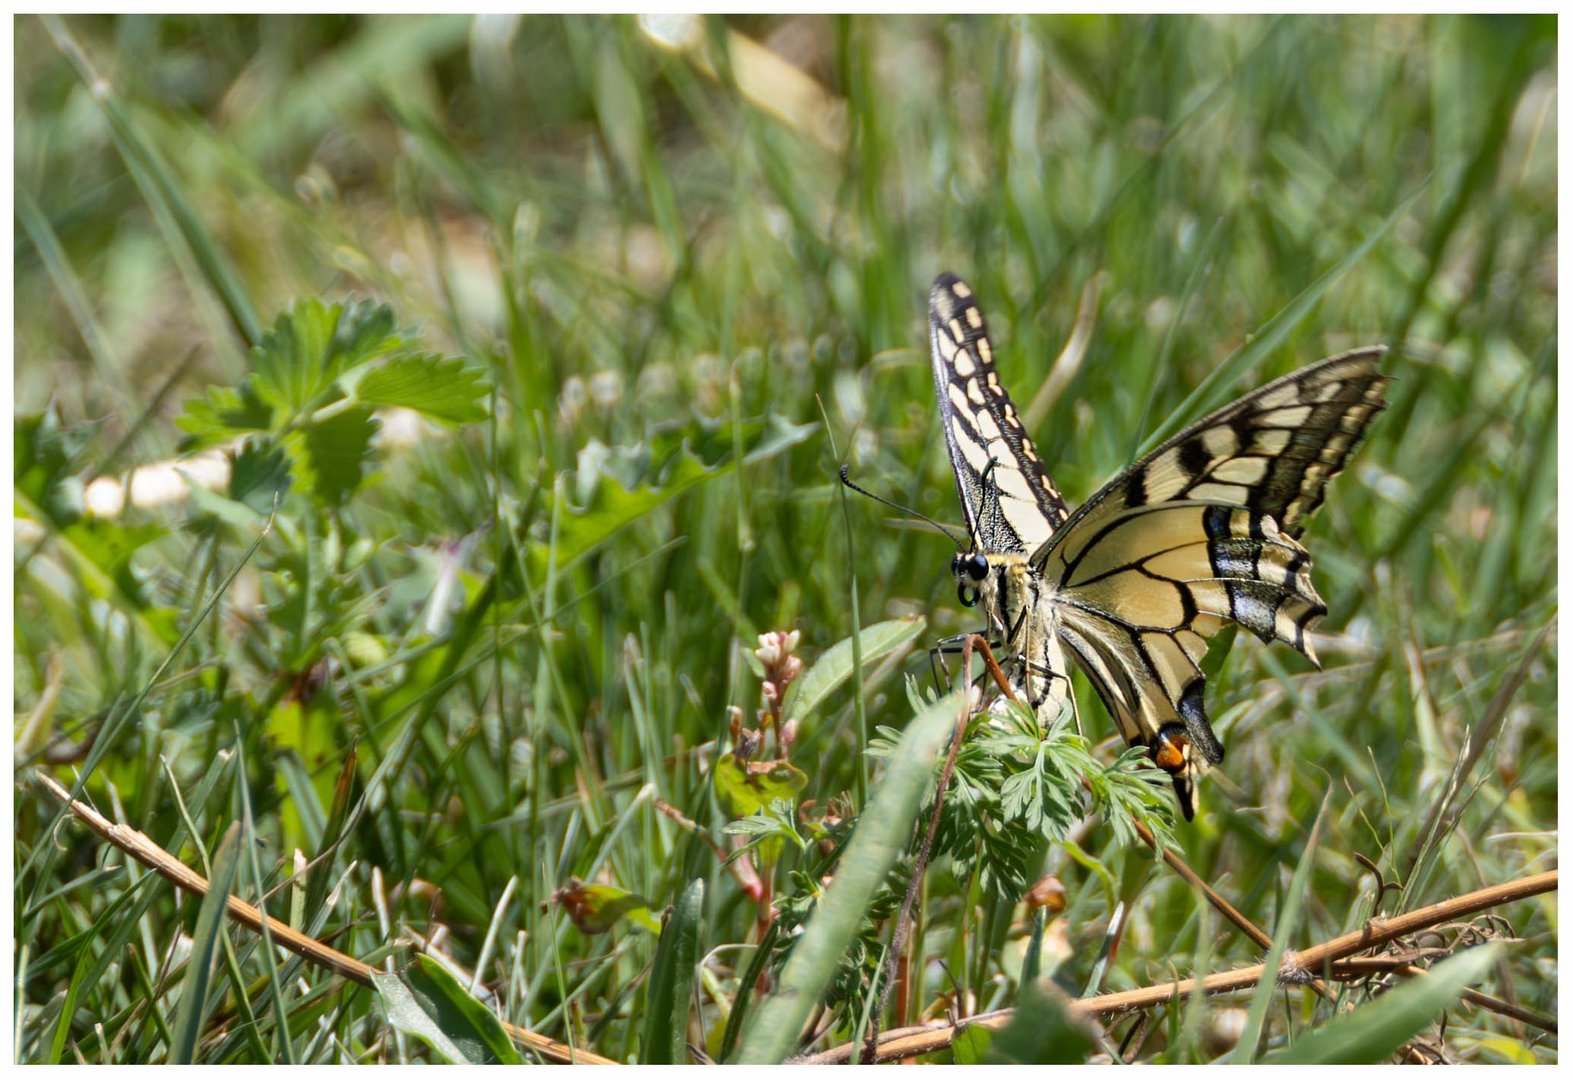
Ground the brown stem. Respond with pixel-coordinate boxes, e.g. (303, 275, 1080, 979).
(861, 635, 992, 1063)
(30, 772, 617, 1066)
(801, 869, 1557, 1063)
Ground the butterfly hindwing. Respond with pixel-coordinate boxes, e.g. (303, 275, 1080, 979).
(929, 273, 1070, 555)
(1037, 350, 1390, 815)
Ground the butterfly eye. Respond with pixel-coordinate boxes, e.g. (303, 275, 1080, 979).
(965, 553, 990, 581)
(957, 582, 980, 607)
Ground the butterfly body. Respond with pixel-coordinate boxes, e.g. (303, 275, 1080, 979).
(927, 272, 1388, 819)
(952, 549, 1073, 719)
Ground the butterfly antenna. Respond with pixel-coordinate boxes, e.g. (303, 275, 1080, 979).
(839, 466, 967, 550)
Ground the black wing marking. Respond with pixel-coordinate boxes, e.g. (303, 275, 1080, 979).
(1038, 348, 1390, 815)
(929, 272, 1070, 554)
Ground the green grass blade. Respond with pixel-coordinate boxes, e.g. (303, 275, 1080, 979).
(232, 726, 296, 1063)
(1139, 176, 1428, 455)
(737, 689, 962, 1063)
(1230, 793, 1329, 1063)
(40, 15, 261, 348)
(168, 822, 243, 1064)
(1266, 944, 1505, 1064)
(17, 511, 272, 908)
(640, 877, 704, 1064)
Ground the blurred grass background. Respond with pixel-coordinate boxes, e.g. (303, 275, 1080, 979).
(13, 13, 1556, 1064)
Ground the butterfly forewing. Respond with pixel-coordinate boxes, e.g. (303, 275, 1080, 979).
(929, 273, 1070, 555)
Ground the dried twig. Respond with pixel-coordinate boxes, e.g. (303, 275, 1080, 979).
(801, 868, 1557, 1063)
(31, 772, 616, 1066)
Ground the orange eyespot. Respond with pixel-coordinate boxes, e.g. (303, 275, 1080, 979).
(1153, 726, 1190, 774)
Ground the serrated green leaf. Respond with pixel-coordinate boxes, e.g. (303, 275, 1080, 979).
(176, 383, 275, 449)
(642, 878, 704, 1064)
(1266, 944, 1505, 1064)
(250, 298, 404, 415)
(249, 299, 339, 413)
(328, 299, 404, 368)
(780, 617, 927, 728)
(228, 440, 291, 514)
(15, 409, 91, 526)
(293, 407, 379, 506)
(355, 353, 490, 424)
(714, 753, 808, 819)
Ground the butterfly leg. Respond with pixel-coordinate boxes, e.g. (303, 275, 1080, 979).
(1019, 657, 1079, 732)
(930, 632, 1020, 704)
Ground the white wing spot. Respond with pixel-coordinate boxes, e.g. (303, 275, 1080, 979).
(1260, 405, 1313, 427)
(1202, 425, 1238, 458)
(1252, 428, 1291, 454)
(1212, 456, 1268, 484)
(948, 384, 971, 415)
(976, 408, 1002, 440)
(1188, 481, 1249, 503)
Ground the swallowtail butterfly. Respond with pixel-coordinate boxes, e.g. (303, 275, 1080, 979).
(928, 272, 1388, 819)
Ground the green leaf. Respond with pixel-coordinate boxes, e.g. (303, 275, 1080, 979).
(1266, 944, 1505, 1064)
(714, 753, 808, 818)
(780, 616, 927, 728)
(241, 298, 404, 416)
(402, 953, 523, 1065)
(542, 416, 817, 568)
(176, 384, 275, 449)
(737, 690, 963, 1063)
(294, 407, 379, 506)
(985, 981, 1096, 1064)
(227, 440, 292, 514)
(372, 968, 471, 1064)
(252, 299, 337, 412)
(553, 879, 662, 935)
(327, 299, 404, 368)
(642, 878, 705, 1064)
(15, 409, 91, 526)
(169, 822, 243, 1064)
(182, 441, 291, 527)
(952, 1024, 993, 1065)
(354, 354, 490, 424)
(25, 514, 180, 646)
